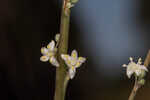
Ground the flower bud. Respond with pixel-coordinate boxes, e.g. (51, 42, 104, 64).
(55, 34, 60, 42)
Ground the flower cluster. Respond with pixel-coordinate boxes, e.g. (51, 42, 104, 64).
(123, 57, 148, 78)
(40, 34, 60, 67)
(61, 50, 86, 79)
(40, 34, 86, 79)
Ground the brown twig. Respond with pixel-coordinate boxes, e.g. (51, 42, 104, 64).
(144, 50, 150, 67)
(128, 77, 140, 100)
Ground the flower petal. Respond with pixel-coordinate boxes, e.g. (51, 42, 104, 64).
(71, 50, 78, 59)
(40, 56, 49, 62)
(122, 64, 127, 67)
(61, 54, 73, 67)
(47, 40, 55, 51)
(49, 56, 59, 67)
(129, 57, 133, 62)
(140, 65, 148, 72)
(127, 70, 134, 78)
(74, 57, 86, 68)
(78, 57, 86, 63)
(75, 62, 82, 68)
(68, 68, 76, 79)
(66, 61, 73, 68)
(137, 58, 142, 64)
(61, 54, 70, 61)
(41, 47, 49, 55)
(135, 69, 141, 76)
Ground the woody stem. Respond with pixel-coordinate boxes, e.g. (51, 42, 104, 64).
(54, 0, 71, 100)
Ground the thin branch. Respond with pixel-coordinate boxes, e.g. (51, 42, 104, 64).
(128, 77, 140, 100)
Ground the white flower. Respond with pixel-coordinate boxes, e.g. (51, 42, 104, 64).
(123, 57, 148, 78)
(61, 50, 86, 79)
(40, 40, 59, 67)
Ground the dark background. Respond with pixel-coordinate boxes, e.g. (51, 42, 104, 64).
(0, 0, 150, 100)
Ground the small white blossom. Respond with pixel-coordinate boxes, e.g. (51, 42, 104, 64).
(55, 34, 60, 42)
(40, 40, 59, 67)
(61, 50, 86, 79)
(123, 57, 148, 78)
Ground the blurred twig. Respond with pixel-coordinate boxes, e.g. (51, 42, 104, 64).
(128, 77, 140, 100)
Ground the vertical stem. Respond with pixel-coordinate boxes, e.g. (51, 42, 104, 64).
(54, 0, 70, 100)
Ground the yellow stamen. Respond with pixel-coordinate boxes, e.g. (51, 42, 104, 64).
(75, 62, 81, 68)
(71, 66, 74, 70)
(47, 45, 51, 49)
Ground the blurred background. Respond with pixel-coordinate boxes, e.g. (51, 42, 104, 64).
(0, 0, 150, 100)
